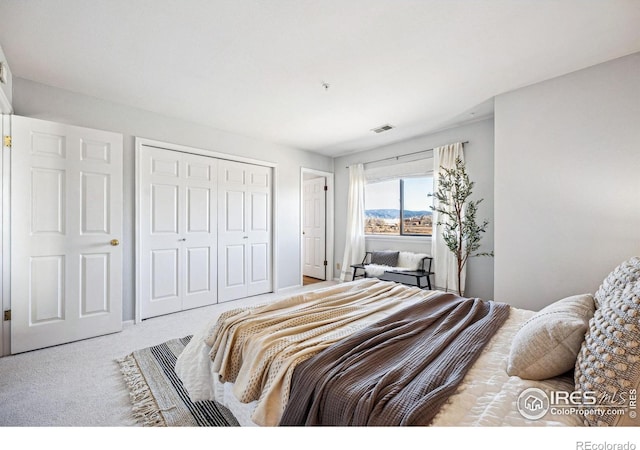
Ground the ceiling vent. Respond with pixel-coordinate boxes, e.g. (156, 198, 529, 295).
(371, 124, 394, 134)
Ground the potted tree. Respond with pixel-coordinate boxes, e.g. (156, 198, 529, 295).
(430, 157, 493, 296)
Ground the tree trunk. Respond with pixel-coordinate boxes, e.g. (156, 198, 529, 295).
(457, 259, 463, 296)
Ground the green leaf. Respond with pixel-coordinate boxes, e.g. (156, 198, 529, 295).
(432, 157, 493, 295)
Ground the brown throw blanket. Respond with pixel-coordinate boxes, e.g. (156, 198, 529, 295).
(204, 279, 443, 426)
(279, 292, 510, 426)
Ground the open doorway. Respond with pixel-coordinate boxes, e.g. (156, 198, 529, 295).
(301, 168, 334, 286)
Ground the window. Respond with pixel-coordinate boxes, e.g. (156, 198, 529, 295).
(364, 176, 433, 236)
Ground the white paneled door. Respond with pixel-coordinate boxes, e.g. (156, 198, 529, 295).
(138, 146, 218, 319)
(11, 116, 123, 354)
(303, 177, 326, 280)
(218, 160, 272, 302)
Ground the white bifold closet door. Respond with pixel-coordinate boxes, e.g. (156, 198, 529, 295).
(218, 159, 272, 302)
(11, 116, 123, 354)
(138, 146, 218, 319)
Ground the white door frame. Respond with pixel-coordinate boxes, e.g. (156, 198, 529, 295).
(134, 137, 278, 323)
(1, 114, 10, 356)
(300, 168, 334, 285)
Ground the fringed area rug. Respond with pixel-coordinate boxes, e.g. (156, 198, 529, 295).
(117, 335, 239, 427)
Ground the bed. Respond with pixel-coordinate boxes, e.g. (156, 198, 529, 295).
(175, 257, 640, 427)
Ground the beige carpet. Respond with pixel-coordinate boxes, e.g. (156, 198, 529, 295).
(0, 281, 336, 427)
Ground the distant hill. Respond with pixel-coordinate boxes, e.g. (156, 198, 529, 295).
(365, 209, 432, 219)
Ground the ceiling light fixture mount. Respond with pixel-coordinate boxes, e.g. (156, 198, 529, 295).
(321, 81, 330, 91)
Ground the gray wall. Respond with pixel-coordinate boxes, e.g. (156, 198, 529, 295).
(0, 43, 12, 111)
(494, 52, 640, 311)
(333, 117, 496, 301)
(12, 78, 333, 321)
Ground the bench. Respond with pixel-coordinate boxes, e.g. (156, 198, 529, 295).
(350, 251, 434, 290)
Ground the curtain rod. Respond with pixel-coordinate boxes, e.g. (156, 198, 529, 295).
(345, 140, 469, 168)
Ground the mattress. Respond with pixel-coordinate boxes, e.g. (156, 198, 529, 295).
(175, 281, 583, 427)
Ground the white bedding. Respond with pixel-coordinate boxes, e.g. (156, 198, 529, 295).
(431, 307, 582, 426)
(175, 285, 584, 427)
(176, 316, 259, 426)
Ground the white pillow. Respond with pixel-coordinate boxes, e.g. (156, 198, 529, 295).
(507, 294, 595, 381)
(397, 252, 429, 270)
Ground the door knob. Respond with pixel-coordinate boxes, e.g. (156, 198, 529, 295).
(110, 239, 120, 246)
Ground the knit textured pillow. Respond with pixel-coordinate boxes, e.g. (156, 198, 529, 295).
(594, 256, 640, 308)
(574, 282, 640, 426)
(369, 251, 399, 267)
(507, 294, 595, 380)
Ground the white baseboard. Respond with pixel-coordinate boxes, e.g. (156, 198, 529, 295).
(276, 284, 303, 293)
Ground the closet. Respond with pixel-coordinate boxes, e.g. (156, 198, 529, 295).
(137, 144, 272, 320)
(217, 159, 272, 302)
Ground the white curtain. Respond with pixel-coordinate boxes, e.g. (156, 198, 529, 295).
(431, 142, 465, 294)
(340, 163, 366, 282)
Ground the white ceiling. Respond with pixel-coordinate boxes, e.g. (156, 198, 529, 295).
(1, 1, 639, 157)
